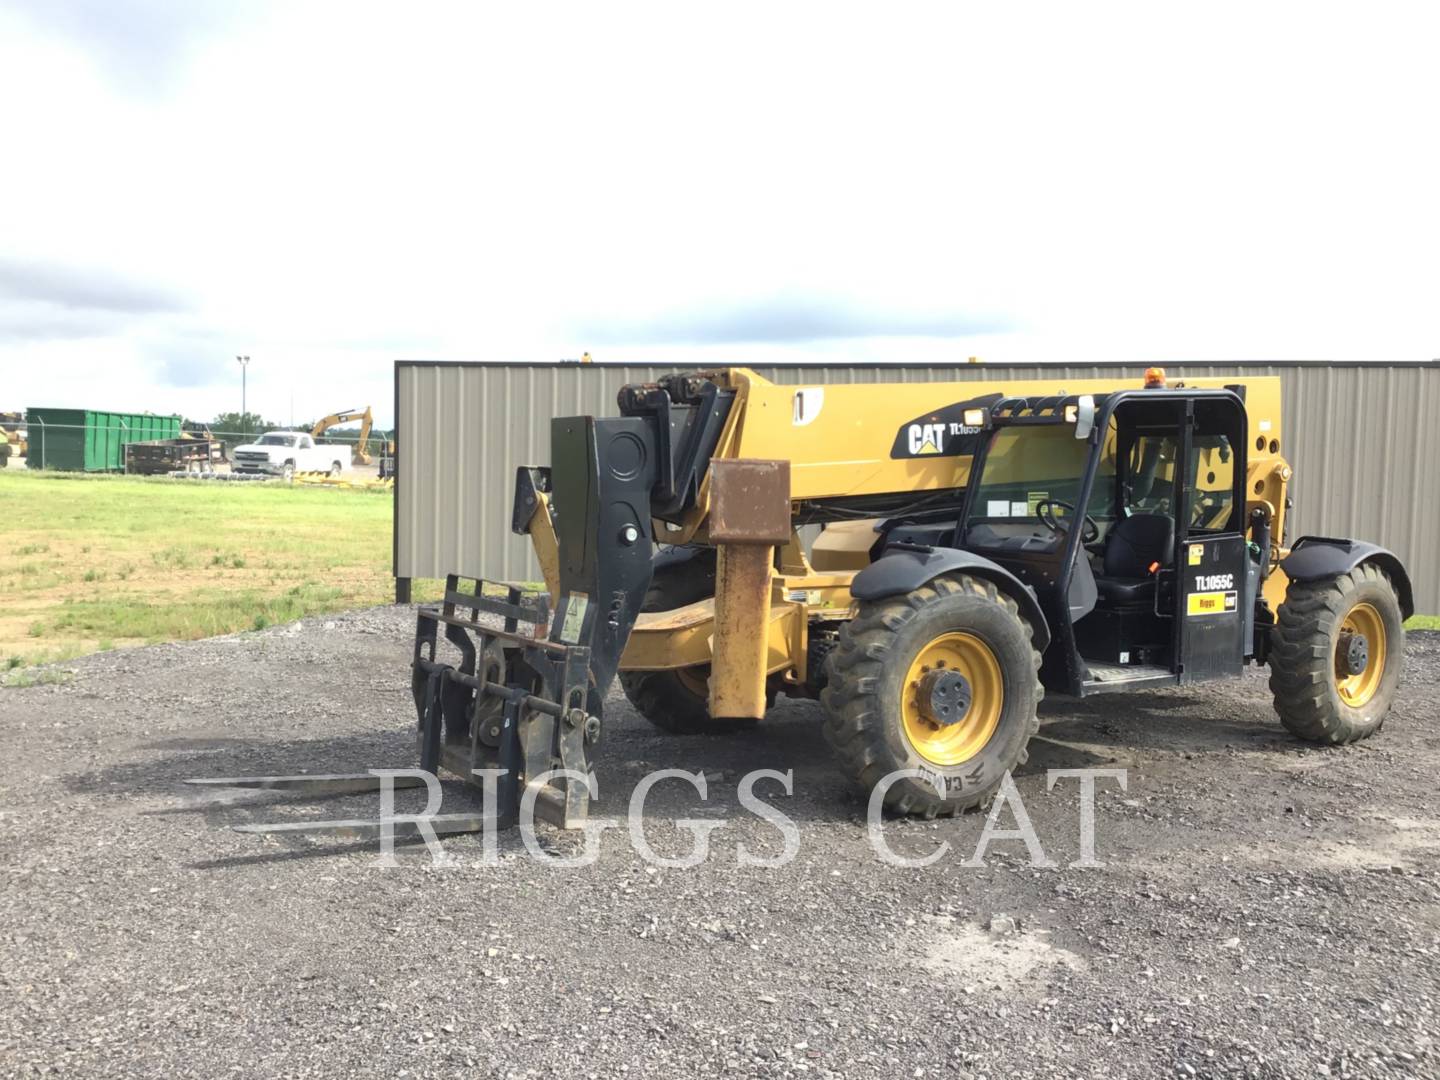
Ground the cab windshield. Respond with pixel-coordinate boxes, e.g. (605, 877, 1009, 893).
(962, 423, 1101, 546)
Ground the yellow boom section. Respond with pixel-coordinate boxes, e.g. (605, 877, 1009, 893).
(722, 367, 1284, 501)
(664, 368, 1289, 549)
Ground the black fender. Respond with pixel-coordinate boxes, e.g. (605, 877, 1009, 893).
(1280, 536, 1414, 619)
(851, 546, 1052, 651)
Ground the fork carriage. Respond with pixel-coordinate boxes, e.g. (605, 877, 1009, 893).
(410, 574, 599, 830)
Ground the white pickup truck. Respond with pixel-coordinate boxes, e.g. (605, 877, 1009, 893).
(230, 431, 346, 480)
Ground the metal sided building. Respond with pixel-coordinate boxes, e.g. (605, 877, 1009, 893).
(25, 409, 182, 472)
(393, 360, 1440, 612)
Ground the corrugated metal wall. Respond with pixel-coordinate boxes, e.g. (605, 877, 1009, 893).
(395, 361, 1440, 611)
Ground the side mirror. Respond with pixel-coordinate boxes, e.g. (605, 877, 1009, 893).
(1073, 395, 1096, 440)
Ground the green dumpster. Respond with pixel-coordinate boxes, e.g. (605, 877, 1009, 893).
(24, 409, 183, 472)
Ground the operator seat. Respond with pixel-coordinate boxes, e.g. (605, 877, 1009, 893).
(1094, 513, 1174, 605)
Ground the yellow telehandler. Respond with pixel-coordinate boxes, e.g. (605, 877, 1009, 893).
(199, 367, 1412, 835)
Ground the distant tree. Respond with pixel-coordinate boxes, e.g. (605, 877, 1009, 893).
(206, 411, 279, 448)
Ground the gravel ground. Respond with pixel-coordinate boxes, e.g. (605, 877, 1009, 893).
(2, 607, 1438, 1079)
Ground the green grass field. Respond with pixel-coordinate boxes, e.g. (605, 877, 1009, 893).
(0, 471, 441, 677)
(1, 469, 1434, 684)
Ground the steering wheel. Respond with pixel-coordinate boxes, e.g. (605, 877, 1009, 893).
(1035, 498, 1100, 544)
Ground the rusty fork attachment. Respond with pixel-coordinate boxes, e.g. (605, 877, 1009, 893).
(185, 575, 601, 839)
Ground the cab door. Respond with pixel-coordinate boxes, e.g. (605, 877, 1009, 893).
(1176, 397, 1249, 683)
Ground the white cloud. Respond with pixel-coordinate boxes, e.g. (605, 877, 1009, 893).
(1, 0, 1436, 425)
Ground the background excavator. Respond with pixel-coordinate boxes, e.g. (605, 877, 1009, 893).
(311, 406, 392, 467)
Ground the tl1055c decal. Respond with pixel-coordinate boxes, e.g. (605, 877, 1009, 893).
(889, 395, 1002, 459)
(1187, 571, 1238, 617)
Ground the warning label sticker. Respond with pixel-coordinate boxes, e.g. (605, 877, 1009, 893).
(1187, 590, 1238, 617)
(1188, 543, 1204, 566)
(559, 591, 589, 643)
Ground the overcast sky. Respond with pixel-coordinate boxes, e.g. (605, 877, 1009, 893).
(1, 1, 1436, 427)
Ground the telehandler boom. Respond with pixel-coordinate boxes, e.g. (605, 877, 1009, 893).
(198, 367, 1413, 833)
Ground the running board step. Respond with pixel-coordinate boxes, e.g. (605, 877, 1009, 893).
(1080, 662, 1179, 695)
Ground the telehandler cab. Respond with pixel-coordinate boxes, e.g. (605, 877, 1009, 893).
(196, 367, 1413, 834)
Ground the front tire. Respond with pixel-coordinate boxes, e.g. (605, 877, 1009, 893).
(1269, 563, 1405, 744)
(821, 573, 1042, 816)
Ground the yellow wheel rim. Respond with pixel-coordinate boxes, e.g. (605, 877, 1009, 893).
(901, 632, 1004, 766)
(1335, 601, 1386, 708)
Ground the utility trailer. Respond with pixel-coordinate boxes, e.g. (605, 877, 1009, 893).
(124, 437, 226, 475)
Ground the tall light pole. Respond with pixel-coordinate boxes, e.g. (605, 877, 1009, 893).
(236, 355, 250, 434)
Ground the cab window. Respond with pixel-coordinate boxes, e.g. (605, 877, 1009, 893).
(1124, 433, 1178, 516)
(1188, 401, 1242, 534)
(966, 424, 1090, 527)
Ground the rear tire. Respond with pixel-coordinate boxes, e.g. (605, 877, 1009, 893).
(1269, 563, 1405, 744)
(330, 460, 344, 478)
(619, 549, 761, 735)
(821, 573, 1042, 816)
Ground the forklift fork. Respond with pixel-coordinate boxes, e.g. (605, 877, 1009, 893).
(187, 576, 599, 839)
